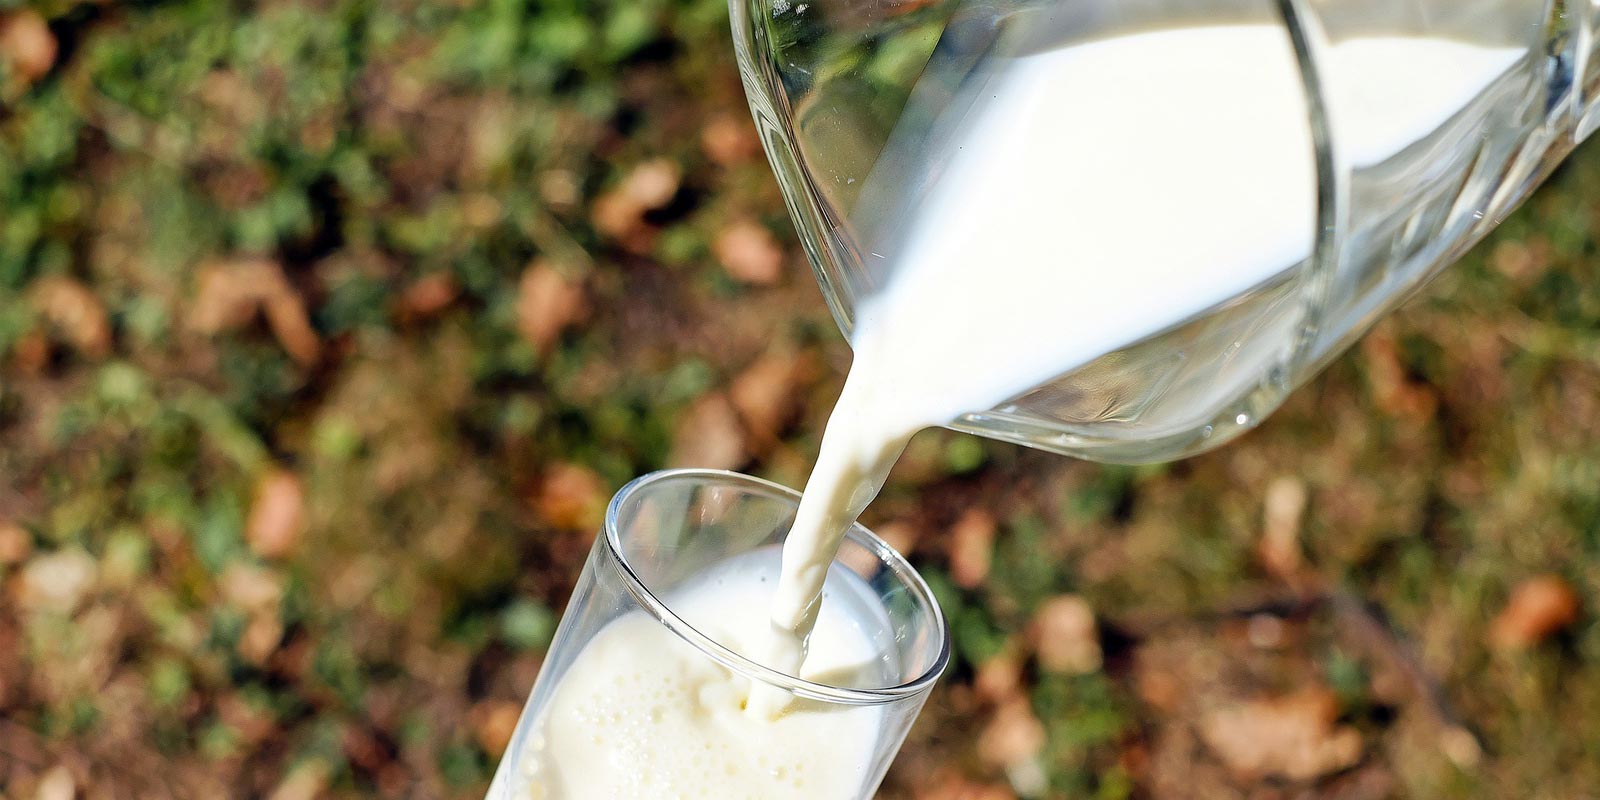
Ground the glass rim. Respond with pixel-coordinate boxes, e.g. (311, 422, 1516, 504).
(602, 468, 951, 706)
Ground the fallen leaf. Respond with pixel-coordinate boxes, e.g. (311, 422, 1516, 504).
(30, 276, 111, 359)
(590, 191, 641, 240)
(974, 648, 1024, 703)
(0, 9, 56, 84)
(729, 351, 808, 446)
(267, 759, 330, 800)
(471, 699, 522, 757)
(977, 697, 1046, 769)
(590, 160, 680, 250)
(18, 547, 96, 614)
(1030, 594, 1101, 674)
(247, 469, 305, 559)
(539, 169, 581, 210)
(218, 693, 277, 747)
(1490, 575, 1580, 650)
(462, 192, 503, 228)
(238, 614, 285, 666)
(874, 520, 920, 556)
(1134, 663, 1183, 714)
(533, 463, 608, 532)
(0, 521, 32, 565)
(9, 330, 50, 374)
(191, 259, 321, 367)
(516, 262, 589, 353)
(713, 221, 784, 286)
(1490, 238, 1548, 283)
(341, 724, 390, 773)
(668, 392, 747, 470)
(1360, 327, 1436, 420)
(620, 158, 681, 209)
(701, 112, 759, 166)
(398, 272, 459, 320)
(1198, 687, 1362, 781)
(1259, 475, 1307, 580)
(220, 562, 284, 613)
(948, 508, 996, 589)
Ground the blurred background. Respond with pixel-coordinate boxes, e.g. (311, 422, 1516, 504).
(2, 0, 1599, 797)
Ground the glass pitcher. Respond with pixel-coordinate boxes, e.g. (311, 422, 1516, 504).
(730, 0, 1592, 464)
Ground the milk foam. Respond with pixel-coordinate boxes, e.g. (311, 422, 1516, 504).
(520, 550, 889, 798)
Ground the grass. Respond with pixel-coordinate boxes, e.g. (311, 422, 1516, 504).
(3, 0, 1600, 796)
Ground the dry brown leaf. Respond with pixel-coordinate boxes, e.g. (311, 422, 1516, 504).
(948, 508, 996, 589)
(590, 160, 680, 250)
(267, 759, 330, 800)
(714, 220, 784, 286)
(1490, 238, 1549, 283)
(977, 697, 1046, 769)
(875, 520, 920, 557)
(30, 276, 111, 359)
(590, 190, 641, 240)
(533, 463, 608, 532)
(0, 9, 56, 84)
(620, 159, 681, 209)
(729, 351, 808, 446)
(701, 112, 760, 166)
(399, 272, 459, 320)
(1491, 575, 1580, 650)
(1031, 594, 1101, 675)
(18, 548, 96, 614)
(471, 699, 522, 757)
(220, 562, 284, 613)
(539, 169, 581, 210)
(1360, 327, 1436, 420)
(341, 725, 389, 774)
(0, 521, 32, 566)
(668, 392, 747, 470)
(9, 331, 50, 375)
(218, 692, 277, 747)
(1134, 661, 1183, 713)
(261, 295, 320, 368)
(974, 648, 1024, 703)
(238, 614, 285, 666)
(190, 259, 321, 366)
(1198, 688, 1362, 782)
(516, 262, 589, 353)
(462, 192, 503, 228)
(247, 469, 305, 560)
(1259, 475, 1307, 580)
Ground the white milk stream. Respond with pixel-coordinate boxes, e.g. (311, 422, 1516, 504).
(521, 24, 1523, 795)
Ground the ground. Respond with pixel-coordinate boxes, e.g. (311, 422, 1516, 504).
(1, 1, 1599, 798)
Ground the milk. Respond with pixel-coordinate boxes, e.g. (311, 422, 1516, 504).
(514, 23, 1526, 790)
(761, 26, 1523, 697)
(517, 549, 891, 798)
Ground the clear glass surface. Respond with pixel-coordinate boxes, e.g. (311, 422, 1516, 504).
(486, 469, 950, 799)
(732, 0, 1588, 463)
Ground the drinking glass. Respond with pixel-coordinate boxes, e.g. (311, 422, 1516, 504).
(486, 469, 950, 799)
(732, 0, 1589, 463)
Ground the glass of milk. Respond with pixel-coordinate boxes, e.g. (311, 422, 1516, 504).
(733, 0, 1592, 464)
(486, 469, 950, 799)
